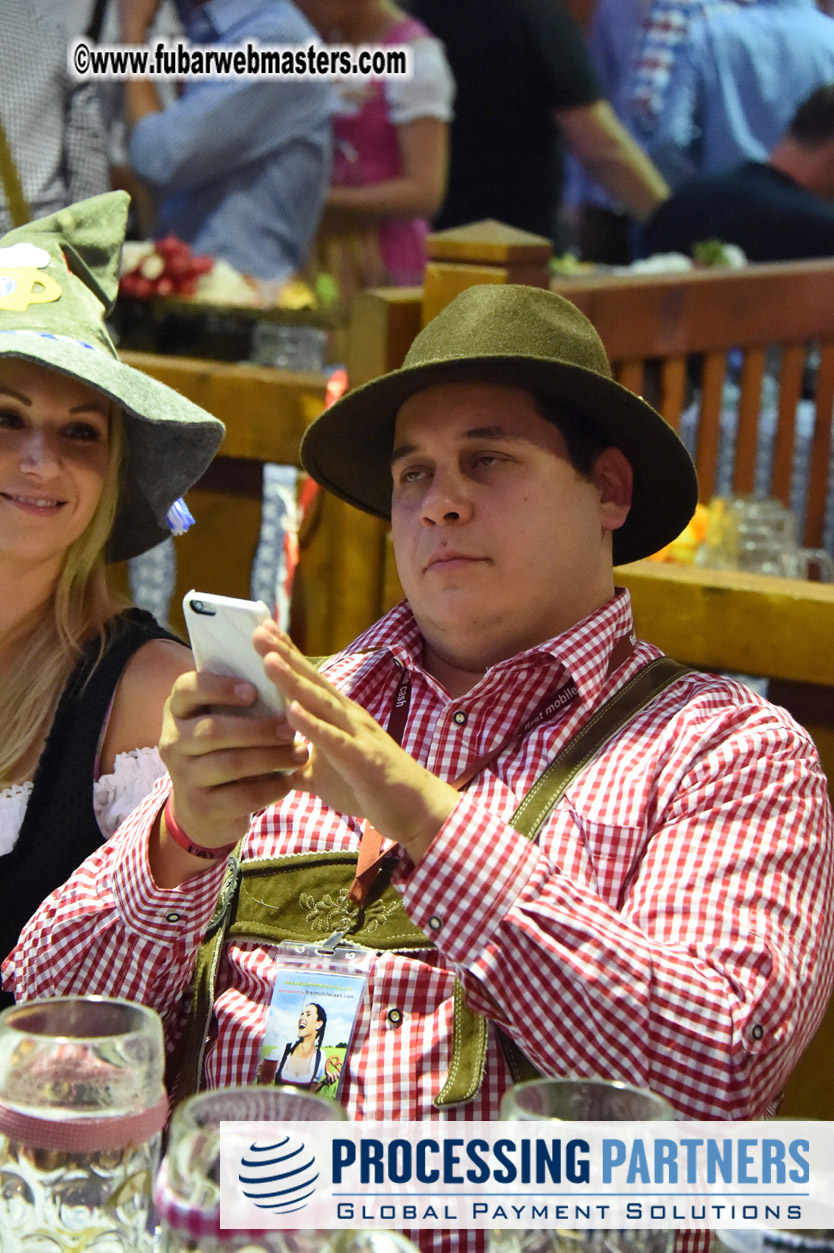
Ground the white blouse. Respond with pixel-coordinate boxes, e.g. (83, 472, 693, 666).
(0, 746, 166, 858)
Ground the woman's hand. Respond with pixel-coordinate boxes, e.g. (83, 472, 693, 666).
(324, 1053, 343, 1083)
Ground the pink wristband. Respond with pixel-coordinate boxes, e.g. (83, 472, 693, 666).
(163, 797, 236, 861)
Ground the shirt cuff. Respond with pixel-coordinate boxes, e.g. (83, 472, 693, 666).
(109, 777, 230, 945)
(398, 791, 546, 965)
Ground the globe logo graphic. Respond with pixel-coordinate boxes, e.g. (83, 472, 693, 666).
(238, 1134, 319, 1213)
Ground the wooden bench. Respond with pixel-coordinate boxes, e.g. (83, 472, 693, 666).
(117, 230, 834, 675)
(116, 230, 834, 685)
(354, 236, 834, 549)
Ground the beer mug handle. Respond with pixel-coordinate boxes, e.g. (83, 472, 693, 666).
(787, 547, 834, 581)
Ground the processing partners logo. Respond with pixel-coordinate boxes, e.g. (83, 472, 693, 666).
(237, 1133, 320, 1215)
(220, 1121, 834, 1233)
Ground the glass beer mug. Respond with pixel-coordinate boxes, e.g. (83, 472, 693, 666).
(0, 996, 167, 1252)
(491, 1077, 677, 1253)
(154, 1085, 346, 1253)
(698, 496, 834, 580)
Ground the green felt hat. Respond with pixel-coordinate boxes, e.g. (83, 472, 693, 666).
(301, 283, 698, 564)
(0, 191, 224, 562)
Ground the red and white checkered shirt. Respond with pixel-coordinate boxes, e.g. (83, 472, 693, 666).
(6, 590, 833, 1251)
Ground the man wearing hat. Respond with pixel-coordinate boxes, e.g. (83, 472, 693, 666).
(7, 286, 834, 1181)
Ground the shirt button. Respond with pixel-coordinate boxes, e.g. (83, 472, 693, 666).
(386, 1008, 403, 1026)
(452, 711, 467, 726)
(165, 912, 182, 923)
(751, 1024, 764, 1041)
(428, 915, 442, 932)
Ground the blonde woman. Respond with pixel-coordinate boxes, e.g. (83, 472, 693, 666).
(0, 192, 224, 1001)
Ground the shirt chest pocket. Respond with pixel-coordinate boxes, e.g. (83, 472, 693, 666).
(547, 796, 653, 909)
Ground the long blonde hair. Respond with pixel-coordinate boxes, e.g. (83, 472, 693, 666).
(0, 406, 126, 786)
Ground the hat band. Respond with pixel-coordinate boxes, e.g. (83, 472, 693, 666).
(0, 327, 113, 355)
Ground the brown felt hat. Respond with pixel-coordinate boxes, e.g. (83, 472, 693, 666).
(300, 283, 698, 564)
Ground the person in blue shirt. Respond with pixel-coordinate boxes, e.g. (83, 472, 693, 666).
(563, 0, 756, 261)
(643, 0, 834, 190)
(118, 0, 333, 280)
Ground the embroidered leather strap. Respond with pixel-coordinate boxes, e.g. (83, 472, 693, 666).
(177, 656, 689, 1104)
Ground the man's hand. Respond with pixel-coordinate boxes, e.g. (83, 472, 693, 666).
(253, 622, 460, 862)
(153, 669, 309, 885)
(151, 625, 460, 888)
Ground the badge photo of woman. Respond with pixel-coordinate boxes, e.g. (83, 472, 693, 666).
(262, 1002, 343, 1092)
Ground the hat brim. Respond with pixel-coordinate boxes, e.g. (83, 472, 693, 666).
(0, 335, 225, 562)
(300, 354, 699, 565)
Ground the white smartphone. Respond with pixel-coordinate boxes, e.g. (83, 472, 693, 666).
(182, 590, 287, 717)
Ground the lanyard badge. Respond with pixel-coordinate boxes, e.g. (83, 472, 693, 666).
(258, 938, 373, 1103)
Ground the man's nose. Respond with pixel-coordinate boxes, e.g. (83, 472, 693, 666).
(420, 468, 473, 526)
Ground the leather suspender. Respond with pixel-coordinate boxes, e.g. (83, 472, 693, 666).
(176, 655, 689, 1103)
(509, 657, 688, 841)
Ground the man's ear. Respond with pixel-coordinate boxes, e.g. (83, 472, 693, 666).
(592, 446, 633, 533)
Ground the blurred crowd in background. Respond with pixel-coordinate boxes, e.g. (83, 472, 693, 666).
(7, 0, 834, 294)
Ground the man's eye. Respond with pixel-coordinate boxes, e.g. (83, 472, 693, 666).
(398, 467, 428, 484)
(0, 409, 23, 428)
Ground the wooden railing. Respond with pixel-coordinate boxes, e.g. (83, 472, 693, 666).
(551, 261, 834, 549)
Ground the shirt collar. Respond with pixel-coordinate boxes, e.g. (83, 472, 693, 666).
(349, 588, 638, 710)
